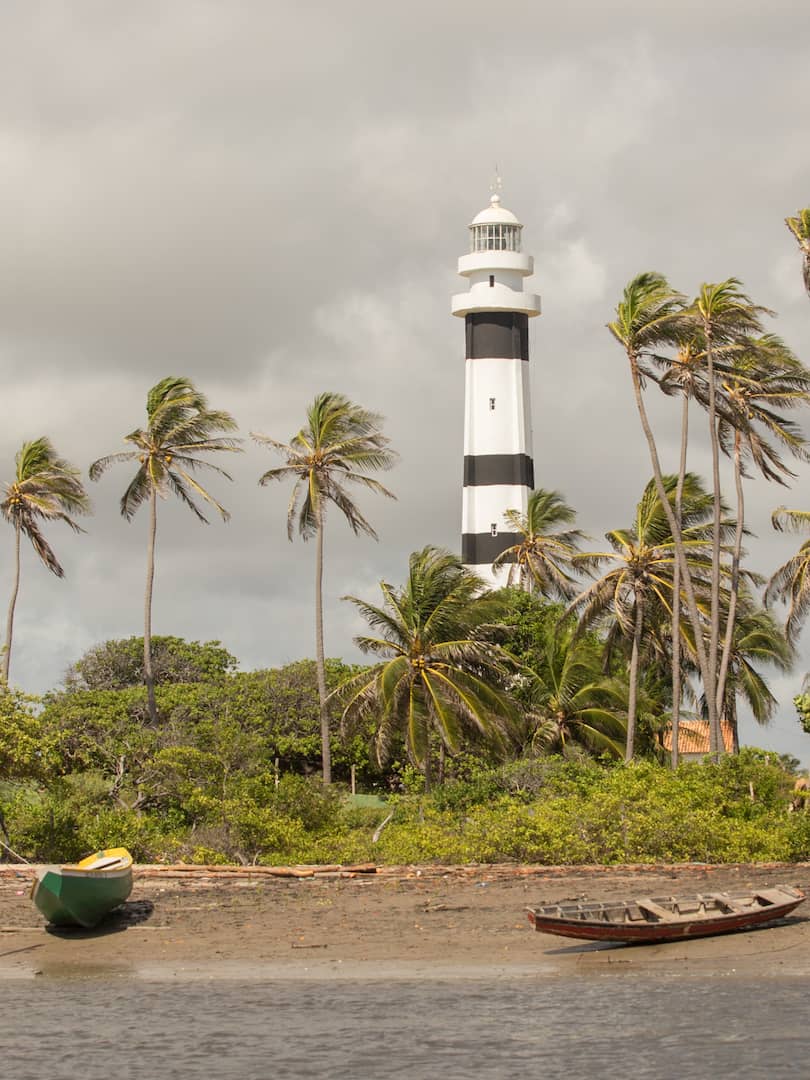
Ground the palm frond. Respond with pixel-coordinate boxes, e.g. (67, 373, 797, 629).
(18, 519, 64, 577)
(170, 464, 230, 522)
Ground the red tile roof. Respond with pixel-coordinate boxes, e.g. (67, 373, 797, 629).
(662, 720, 734, 754)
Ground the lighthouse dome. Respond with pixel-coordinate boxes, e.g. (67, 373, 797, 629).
(470, 193, 521, 227)
(468, 193, 523, 253)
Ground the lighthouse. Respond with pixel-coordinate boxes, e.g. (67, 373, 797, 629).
(452, 189, 541, 586)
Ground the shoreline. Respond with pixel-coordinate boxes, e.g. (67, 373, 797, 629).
(3, 862, 810, 982)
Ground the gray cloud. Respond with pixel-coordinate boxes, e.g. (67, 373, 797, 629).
(2, 2, 810, 762)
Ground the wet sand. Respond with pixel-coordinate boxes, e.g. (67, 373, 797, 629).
(3, 862, 810, 981)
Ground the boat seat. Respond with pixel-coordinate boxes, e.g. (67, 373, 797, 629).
(753, 889, 789, 906)
(708, 893, 747, 913)
(636, 898, 677, 922)
(82, 856, 125, 870)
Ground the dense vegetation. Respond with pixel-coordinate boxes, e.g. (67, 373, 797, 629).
(0, 627, 807, 866)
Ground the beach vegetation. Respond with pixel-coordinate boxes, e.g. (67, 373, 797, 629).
(491, 488, 592, 598)
(509, 612, 628, 760)
(687, 281, 770, 755)
(611, 272, 810, 765)
(717, 599, 794, 751)
(1, 437, 91, 683)
(568, 473, 720, 761)
(64, 636, 239, 691)
(0, 686, 54, 781)
(89, 376, 241, 725)
(252, 392, 397, 785)
(766, 506, 810, 644)
(339, 546, 519, 791)
(2, 629, 807, 867)
(785, 207, 810, 298)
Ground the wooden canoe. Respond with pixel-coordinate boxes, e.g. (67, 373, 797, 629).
(526, 885, 805, 943)
(31, 847, 134, 929)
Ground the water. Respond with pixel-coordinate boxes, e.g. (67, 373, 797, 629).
(4, 975, 809, 1079)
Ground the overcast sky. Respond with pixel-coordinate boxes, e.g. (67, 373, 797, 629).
(2, 1, 809, 762)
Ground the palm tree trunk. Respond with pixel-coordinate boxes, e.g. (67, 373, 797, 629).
(670, 391, 690, 769)
(314, 514, 332, 785)
(2, 523, 22, 683)
(423, 746, 432, 793)
(727, 694, 740, 754)
(716, 431, 744, 735)
(704, 323, 724, 757)
(626, 593, 644, 761)
(627, 355, 719, 746)
(144, 486, 158, 725)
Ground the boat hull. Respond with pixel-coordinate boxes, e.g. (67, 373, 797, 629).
(31, 848, 134, 929)
(527, 888, 805, 944)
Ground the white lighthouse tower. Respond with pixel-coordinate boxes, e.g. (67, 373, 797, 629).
(451, 188, 541, 585)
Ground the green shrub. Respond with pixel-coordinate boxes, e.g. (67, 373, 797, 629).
(1, 748, 803, 866)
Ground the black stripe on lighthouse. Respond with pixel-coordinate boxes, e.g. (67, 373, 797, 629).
(463, 454, 534, 487)
(462, 532, 522, 565)
(465, 312, 529, 360)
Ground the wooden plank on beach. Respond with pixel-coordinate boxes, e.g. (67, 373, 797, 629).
(131, 862, 378, 879)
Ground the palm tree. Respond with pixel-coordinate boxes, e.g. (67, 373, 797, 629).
(785, 208, 810, 298)
(491, 488, 590, 598)
(339, 547, 516, 790)
(568, 475, 719, 761)
(644, 329, 708, 764)
(685, 280, 767, 753)
(646, 324, 804, 757)
(609, 273, 723, 753)
(1, 438, 90, 682)
(89, 377, 240, 724)
(713, 335, 810, 714)
(519, 616, 627, 759)
(765, 507, 810, 643)
(252, 392, 397, 785)
(720, 599, 794, 752)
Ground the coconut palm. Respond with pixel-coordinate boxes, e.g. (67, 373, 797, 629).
(339, 547, 516, 790)
(713, 335, 810, 712)
(1, 438, 91, 682)
(765, 508, 810, 643)
(89, 377, 240, 724)
(685, 280, 768, 753)
(609, 273, 725, 753)
(491, 488, 591, 598)
(252, 392, 397, 785)
(520, 616, 627, 759)
(785, 208, 810, 299)
(643, 329, 709, 763)
(568, 475, 722, 761)
(720, 599, 794, 752)
(646, 324, 804, 756)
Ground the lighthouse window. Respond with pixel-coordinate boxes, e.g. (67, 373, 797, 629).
(489, 275, 495, 287)
(489, 397, 496, 410)
(470, 223, 523, 253)
(490, 523, 498, 537)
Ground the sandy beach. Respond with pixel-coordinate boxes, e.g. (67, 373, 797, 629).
(3, 862, 810, 982)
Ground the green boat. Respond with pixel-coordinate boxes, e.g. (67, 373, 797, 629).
(31, 847, 134, 928)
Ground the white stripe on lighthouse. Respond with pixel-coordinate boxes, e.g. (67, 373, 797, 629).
(463, 357, 533, 457)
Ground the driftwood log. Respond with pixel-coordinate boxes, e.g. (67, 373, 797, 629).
(3, 861, 809, 885)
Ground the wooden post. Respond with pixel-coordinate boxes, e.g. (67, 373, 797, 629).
(351, 764, 356, 795)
